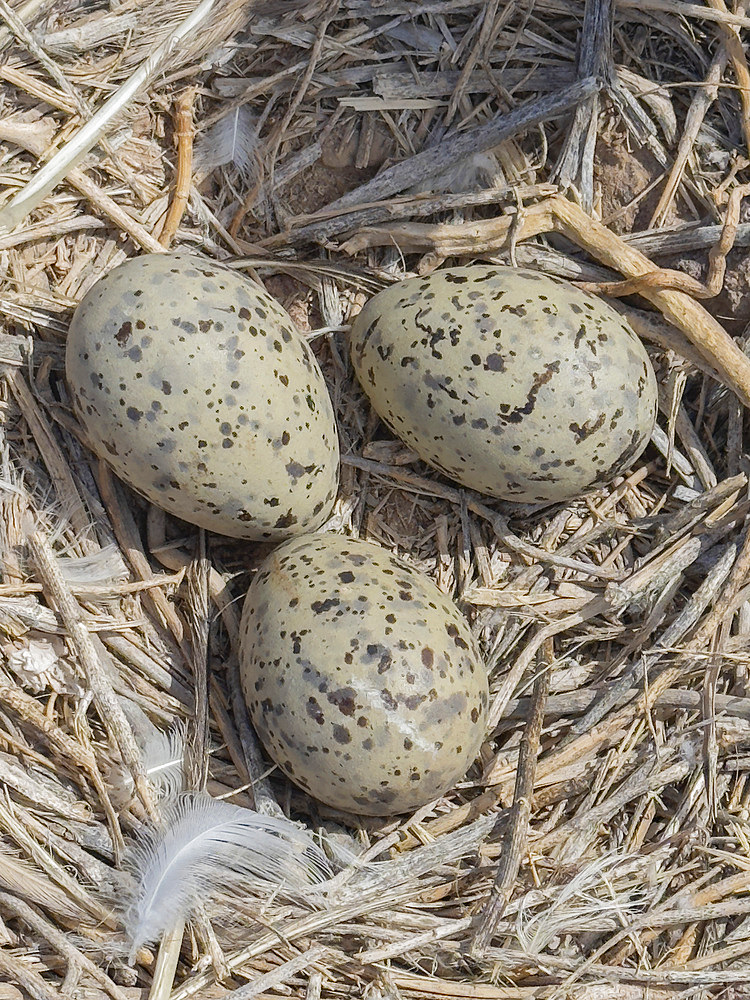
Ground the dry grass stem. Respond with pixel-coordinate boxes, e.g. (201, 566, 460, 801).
(2, 1, 750, 995)
(473, 638, 552, 953)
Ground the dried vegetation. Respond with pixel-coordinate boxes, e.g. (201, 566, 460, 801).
(1, 0, 750, 997)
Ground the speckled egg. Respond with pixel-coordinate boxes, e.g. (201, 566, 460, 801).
(239, 532, 489, 815)
(350, 265, 657, 503)
(66, 252, 340, 539)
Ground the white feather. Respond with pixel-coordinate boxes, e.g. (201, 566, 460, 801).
(111, 717, 186, 804)
(56, 542, 129, 589)
(124, 792, 331, 957)
(140, 723, 185, 801)
(195, 106, 261, 183)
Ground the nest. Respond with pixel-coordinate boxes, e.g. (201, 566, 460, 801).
(1, 0, 750, 997)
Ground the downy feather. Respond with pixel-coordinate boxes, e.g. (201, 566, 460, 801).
(124, 792, 331, 956)
(195, 106, 260, 183)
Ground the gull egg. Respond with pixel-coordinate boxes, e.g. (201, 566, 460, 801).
(66, 252, 340, 539)
(239, 532, 489, 816)
(350, 265, 657, 503)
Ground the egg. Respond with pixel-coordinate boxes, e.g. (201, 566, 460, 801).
(66, 252, 340, 540)
(350, 265, 657, 503)
(239, 532, 489, 815)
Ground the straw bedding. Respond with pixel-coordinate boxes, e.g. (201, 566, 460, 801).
(0, 1, 750, 997)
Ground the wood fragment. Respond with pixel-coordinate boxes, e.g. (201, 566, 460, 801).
(285, 79, 597, 245)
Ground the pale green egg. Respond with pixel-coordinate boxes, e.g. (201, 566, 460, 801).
(66, 252, 340, 539)
(350, 265, 657, 503)
(239, 532, 489, 816)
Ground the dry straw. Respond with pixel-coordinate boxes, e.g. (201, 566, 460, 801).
(0, 0, 750, 998)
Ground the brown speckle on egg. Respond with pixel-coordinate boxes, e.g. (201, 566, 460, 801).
(239, 532, 489, 816)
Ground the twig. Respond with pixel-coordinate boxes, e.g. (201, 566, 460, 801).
(549, 196, 750, 408)
(147, 535, 212, 1000)
(688, 524, 750, 647)
(148, 919, 186, 1000)
(160, 87, 197, 248)
(225, 657, 283, 817)
(701, 629, 722, 824)
(708, 0, 750, 156)
(342, 455, 619, 579)
(472, 639, 552, 955)
(185, 533, 211, 792)
(0, 63, 77, 113)
(0, 0, 149, 203)
(0, 892, 129, 1000)
(95, 464, 188, 652)
(526, 532, 747, 839)
(0, 795, 113, 925)
(0, 945, 59, 1000)
(67, 168, 165, 252)
(565, 539, 737, 740)
(577, 183, 750, 299)
(145, 510, 280, 814)
(0, 0, 50, 53)
(266, 4, 338, 186)
(0, 118, 164, 251)
(504, 681, 750, 724)
(443, 0, 503, 129)
(0, 0, 95, 121)
(223, 944, 329, 1000)
(487, 533, 705, 729)
(649, 0, 749, 226)
(5, 369, 95, 554)
(275, 182, 556, 241)
(0, 680, 123, 856)
(553, 0, 614, 210)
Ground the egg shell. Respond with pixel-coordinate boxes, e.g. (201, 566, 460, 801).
(239, 532, 489, 816)
(350, 265, 657, 503)
(66, 252, 340, 540)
